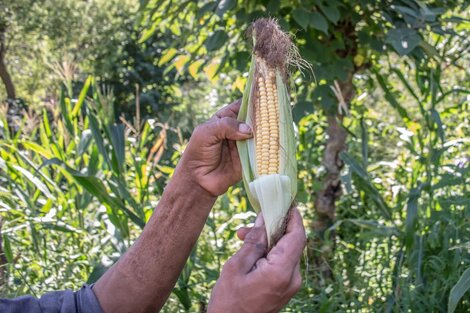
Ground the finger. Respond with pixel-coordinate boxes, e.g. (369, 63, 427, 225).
(214, 99, 241, 119)
(200, 117, 252, 143)
(272, 263, 302, 312)
(267, 208, 306, 268)
(229, 214, 267, 274)
(287, 262, 302, 297)
(236, 227, 252, 241)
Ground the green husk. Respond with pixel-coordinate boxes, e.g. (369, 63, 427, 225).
(236, 19, 298, 248)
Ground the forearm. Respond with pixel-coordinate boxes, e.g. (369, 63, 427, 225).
(94, 170, 216, 313)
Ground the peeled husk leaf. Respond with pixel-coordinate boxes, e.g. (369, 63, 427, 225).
(237, 18, 298, 248)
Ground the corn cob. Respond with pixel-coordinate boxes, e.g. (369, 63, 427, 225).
(237, 19, 299, 248)
(255, 66, 280, 176)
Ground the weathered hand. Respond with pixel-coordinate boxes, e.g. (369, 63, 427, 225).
(176, 99, 252, 197)
(208, 208, 307, 313)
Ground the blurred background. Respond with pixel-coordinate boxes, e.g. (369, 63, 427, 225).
(0, 0, 469, 312)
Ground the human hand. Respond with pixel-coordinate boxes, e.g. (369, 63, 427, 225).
(175, 99, 252, 197)
(208, 208, 306, 313)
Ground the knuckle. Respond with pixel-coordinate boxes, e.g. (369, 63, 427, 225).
(220, 116, 236, 129)
(244, 227, 264, 243)
(217, 117, 228, 127)
(243, 228, 267, 252)
(192, 124, 204, 136)
(213, 118, 227, 134)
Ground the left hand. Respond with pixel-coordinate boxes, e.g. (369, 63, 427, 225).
(207, 208, 306, 313)
(175, 99, 252, 197)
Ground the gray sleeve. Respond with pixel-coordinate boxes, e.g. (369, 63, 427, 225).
(0, 284, 104, 313)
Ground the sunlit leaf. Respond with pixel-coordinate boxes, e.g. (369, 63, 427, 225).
(174, 55, 190, 73)
(216, 0, 236, 17)
(448, 268, 470, 313)
(72, 76, 92, 117)
(188, 60, 204, 79)
(158, 48, 178, 66)
(204, 59, 220, 82)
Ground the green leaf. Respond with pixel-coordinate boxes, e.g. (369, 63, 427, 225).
(158, 48, 178, 66)
(71, 76, 92, 117)
(106, 124, 126, 175)
(393, 5, 419, 18)
(59, 88, 75, 135)
(392, 68, 420, 102)
(375, 72, 410, 122)
(87, 263, 111, 284)
(360, 118, 368, 167)
(205, 30, 228, 52)
(216, 0, 236, 17)
(340, 151, 368, 180)
(292, 8, 310, 30)
(13, 165, 54, 199)
(320, 4, 340, 24)
(432, 173, 466, 191)
(41, 158, 145, 229)
(73, 175, 144, 229)
(310, 11, 329, 34)
(292, 100, 314, 123)
(266, 0, 280, 13)
(405, 188, 419, 249)
(312, 84, 336, 114)
(430, 108, 445, 143)
(88, 112, 111, 168)
(173, 288, 191, 310)
(386, 27, 421, 55)
(22, 141, 53, 159)
(77, 130, 93, 155)
(196, 2, 217, 19)
(2, 235, 13, 263)
(448, 268, 470, 313)
(340, 152, 392, 220)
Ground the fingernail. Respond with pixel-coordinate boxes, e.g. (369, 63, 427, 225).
(238, 123, 251, 134)
(255, 214, 264, 227)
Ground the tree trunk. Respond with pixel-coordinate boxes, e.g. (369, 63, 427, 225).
(0, 26, 16, 100)
(0, 55, 16, 100)
(309, 72, 355, 279)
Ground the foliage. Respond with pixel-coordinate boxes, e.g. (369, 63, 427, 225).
(139, 0, 468, 113)
(0, 77, 175, 294)
(0, 0, 138, 103)
(138, 0, 470, 311)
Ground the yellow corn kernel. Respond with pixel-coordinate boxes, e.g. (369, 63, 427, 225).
(254, 59, 280, 176)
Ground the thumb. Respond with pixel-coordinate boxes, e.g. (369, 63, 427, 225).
(236, 227, 252, 241)
(204, 117, 252, 142)
(229, 214, 267, 274)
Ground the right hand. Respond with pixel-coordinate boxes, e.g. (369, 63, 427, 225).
(174, 99, 253, 198)
(207, 208, 307, 313)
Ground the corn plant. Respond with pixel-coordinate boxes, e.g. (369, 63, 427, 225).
(0, 77, 174, 295)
